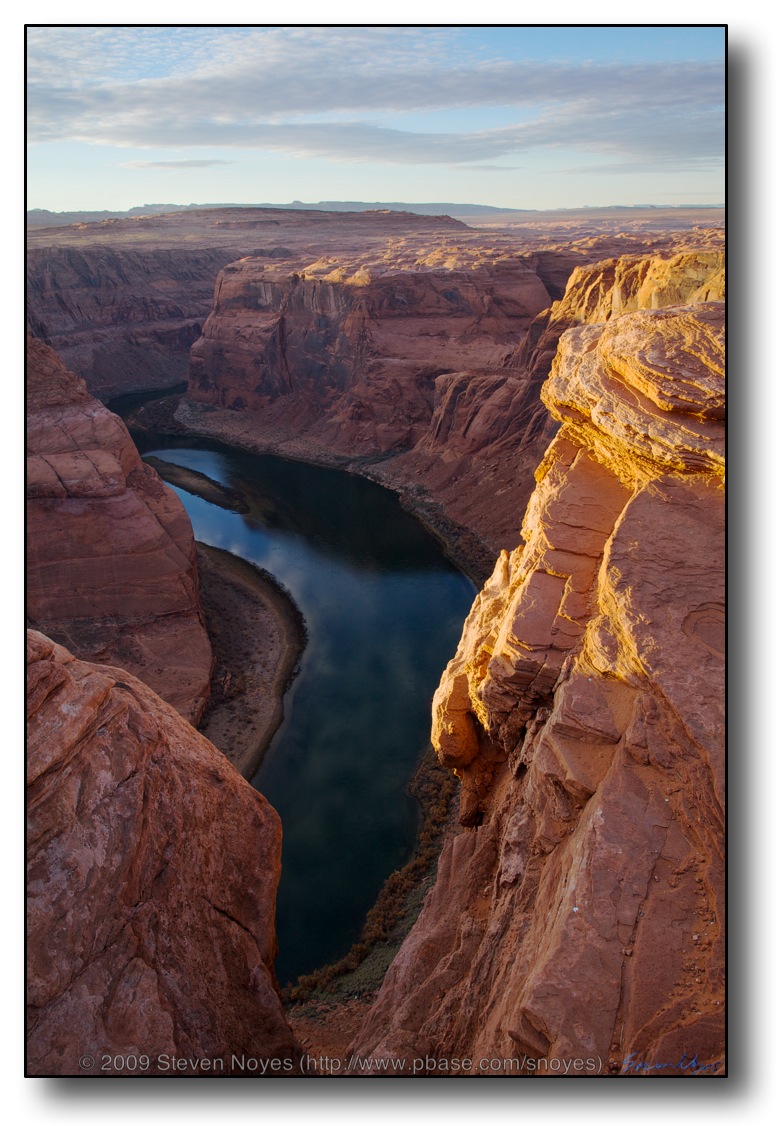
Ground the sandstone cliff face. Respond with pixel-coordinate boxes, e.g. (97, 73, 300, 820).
(26, 335, 212, 723)
(349, 302, 725, 1075)
(188, 253, 552, 455)
(26, 208, 467, 398)
(180, 235, 724, 565)
(25, 246, 239, 398)
(364, 243, 725, 557)
(26, 630, 300, 1076)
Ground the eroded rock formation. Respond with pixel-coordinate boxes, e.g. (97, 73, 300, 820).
(26, 208, 467, 398)
(349, 301, 725, 1076)
(373, 244, 726, 556)
(26, 630, 301, 1076)
(25, 246, 238, 398)
(25, 208, 727, 1079)
(26, 335, 212, 722)
(187, 250, 551, 449)
(179, 233, 723, 568)
(27, 207, 724, 565)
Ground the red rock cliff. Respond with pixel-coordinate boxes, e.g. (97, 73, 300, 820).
(25, 207, 468, 397)
(25, 246, 238, 398)
(26, 630, 301, 1076)
(348, 301, 725, 1076)
(26, 335, 212, 723)
(187, 249, 551, 452)
(179, 233, 723, 568)
(375, 243, 725, 557)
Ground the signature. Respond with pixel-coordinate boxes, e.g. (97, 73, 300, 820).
(621, 1051, 722, 1075)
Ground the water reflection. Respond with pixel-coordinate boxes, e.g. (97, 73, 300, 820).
(141, 437, 474, 984)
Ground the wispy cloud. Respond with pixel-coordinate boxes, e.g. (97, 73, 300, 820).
(26, 27, 724, 171)
(120, 159, 236, 168)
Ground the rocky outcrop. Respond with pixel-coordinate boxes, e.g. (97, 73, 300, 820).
(349, 301, 725, 1075)
(26, 630, 301, 1076)
(370, 246, 726, 556)
(508, 246, 725, 390)
(26, 335, 212, 723)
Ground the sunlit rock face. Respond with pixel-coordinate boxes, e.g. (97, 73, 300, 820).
(26, 630, 302, 1076)
(26, 335, 212, 723)
(184, 236, 724, 561)
(349, 301, 725, 1076)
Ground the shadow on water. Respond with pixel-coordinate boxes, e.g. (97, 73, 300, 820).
(136, 434, 475, 985)
(133, 430, 459, 573)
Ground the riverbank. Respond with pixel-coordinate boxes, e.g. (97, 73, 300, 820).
(195, 543, 307, 779)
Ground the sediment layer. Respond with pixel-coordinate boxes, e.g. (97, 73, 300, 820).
(195, 544, 307, 778)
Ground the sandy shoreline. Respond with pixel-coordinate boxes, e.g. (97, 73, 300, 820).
(195, 543, 307, 779)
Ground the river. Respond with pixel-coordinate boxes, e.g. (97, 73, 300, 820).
(128, 429, 474, 985)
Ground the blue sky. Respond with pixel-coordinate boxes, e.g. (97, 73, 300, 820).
(26, 24, 725, 212)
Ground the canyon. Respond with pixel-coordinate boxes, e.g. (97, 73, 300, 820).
(26, 205, 725, 1077)
(349, 300, 725, 1074)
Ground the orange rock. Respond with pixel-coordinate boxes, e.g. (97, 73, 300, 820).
(349, 298, 725, 1075)
(26, 630, 301, 1076)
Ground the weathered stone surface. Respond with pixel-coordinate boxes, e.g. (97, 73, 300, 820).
(26, 335, 212, 722)
(26, 630, 301, 1077)
(25, 246, 235, 398)
(349, 301, 725, 1076)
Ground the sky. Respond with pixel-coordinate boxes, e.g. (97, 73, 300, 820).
(26, 23, 725, 213)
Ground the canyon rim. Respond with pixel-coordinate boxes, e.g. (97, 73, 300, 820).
(25, 23, 726, 1084)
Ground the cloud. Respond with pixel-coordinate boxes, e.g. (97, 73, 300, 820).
(120, 159, 236, 168)
(26, 26, 724, 170)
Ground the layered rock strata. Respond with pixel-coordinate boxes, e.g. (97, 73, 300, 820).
(374, 246, 725, 554)
(180, 237, 724, 562)
(26, 208, 467, 398)
(187, 251, 552, 449)
(26, 630, 301, 1076)
(26, 335, 212, 723)
(349, 301, 725, 1075)
(25, 246, 238, 398)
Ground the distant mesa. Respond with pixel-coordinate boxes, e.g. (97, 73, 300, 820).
(26, 200, 725, 229)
